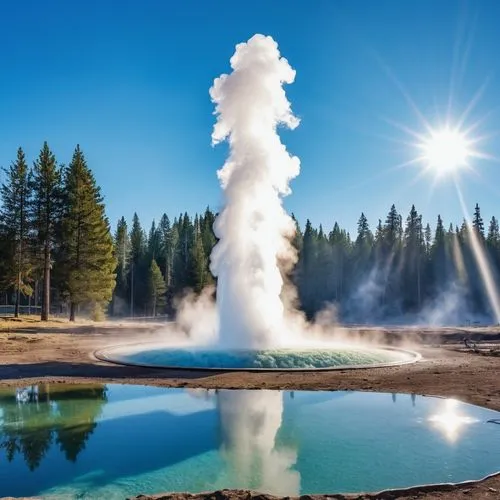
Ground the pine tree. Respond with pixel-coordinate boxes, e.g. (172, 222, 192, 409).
(290, 213, 303, 254)
(147, 220, 161, 261)
(297, 219, 318, 315)
(148, 259, 166, 316)
(173, 212, 194, 291)
(434, 215, 445, 246)
(403, 205, 424, 308)
(158, 213, 172, 287)
(424, 223, 432, 255)
(487, 216, 499, 247)
(129, 213, 146, 316)
(191, 217, 208, 293)
(200, 207, 217, 286)
(31, 142, 62, 321)
(201, 207, 217, 258)
(59, 146, 116, 321)
(113, 217, 130, 315)
(374, 219, 383, 245)
(384, 204, 401, 247)
(487, 216, 500, 273)
(473, 203, 484, 239)
(0, 148, 33, 317)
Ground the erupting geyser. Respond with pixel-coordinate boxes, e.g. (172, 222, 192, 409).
(96, 34, 420, 371)
(209, 34, 300, 349)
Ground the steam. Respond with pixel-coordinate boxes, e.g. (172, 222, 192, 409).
(418, 282, 468, 326)
(174, 286, 218, 343)
(209, 34, 300, 349)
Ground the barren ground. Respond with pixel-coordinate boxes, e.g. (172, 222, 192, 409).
(0, 320, 499, 500)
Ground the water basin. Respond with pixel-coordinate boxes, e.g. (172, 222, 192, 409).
(95, 344, 420, 370)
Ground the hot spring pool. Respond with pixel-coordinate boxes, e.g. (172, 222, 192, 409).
(94, 344, 420, 370)
(1, 384, 499, 498)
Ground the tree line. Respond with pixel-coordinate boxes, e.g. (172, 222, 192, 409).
(0, 143, 115, 321)
(1, 143, 499, 323)
(110, 202, 500, 323)
(295, 204, 500, 322)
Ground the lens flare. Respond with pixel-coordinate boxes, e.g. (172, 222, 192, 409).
(420, 127, 471, 175)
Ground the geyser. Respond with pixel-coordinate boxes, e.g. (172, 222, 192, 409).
(98, 34, 421, 371)
(209, 34, 300, 349)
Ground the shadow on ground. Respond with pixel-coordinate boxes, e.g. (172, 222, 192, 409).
(0, 361, 214, 381)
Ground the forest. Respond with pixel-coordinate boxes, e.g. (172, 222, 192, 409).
(1, 143, 499, 323)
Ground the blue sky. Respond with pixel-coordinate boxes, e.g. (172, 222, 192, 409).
(1, 0, 499, 236)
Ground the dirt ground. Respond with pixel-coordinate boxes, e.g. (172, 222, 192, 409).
(0, 322, 499, 500)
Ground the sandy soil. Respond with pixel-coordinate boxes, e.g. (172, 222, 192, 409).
(0, 323, 499, 500)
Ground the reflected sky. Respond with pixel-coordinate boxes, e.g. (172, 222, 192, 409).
(0, 385, 499, 498)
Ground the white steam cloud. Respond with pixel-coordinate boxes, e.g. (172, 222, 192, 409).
(209, 34, 301, 348)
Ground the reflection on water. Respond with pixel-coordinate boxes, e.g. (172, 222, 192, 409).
(428, 398, 479, 443)
(0, 385, 499, 498)
(0, 385, 107, 470)
(390, 393, 418, 406)
(217, 391, 300, 495)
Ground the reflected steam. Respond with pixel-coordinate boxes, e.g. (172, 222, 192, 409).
(217, 390, 300, 496)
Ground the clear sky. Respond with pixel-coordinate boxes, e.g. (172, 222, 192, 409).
(1, 0, 499, 236)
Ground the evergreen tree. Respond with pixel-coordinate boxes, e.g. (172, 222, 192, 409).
(487, 216, 499, 248)
(112, 217, 130, 315)
(0, 148, 33, 317)
(434, 215, 445, 246)
(158, 213, 173, 287)
(487, 216, 500, 270)
(147, 220, 161, 261)
(297, 219, 317, 315)
(384, 204, 402, 248)
(352, 213, 373, 288)
(290, 213, 303, 254)
(424, 223, 432, 255)
(200, 207, 217, 259)
(199, 208, 216, 287)
(473, 203, 484, 238)
(129, 213, 147, 316)
(403, 205, 424, 309)
(374, 219, 384, 258)
(355, 212, 371, 246)
(59, 146, 116, 321)
(191, 217, 208, 293)
(148, 259, 166, 316)
(31, 142, 62, 320)
(431, 215, 448, 289)
(173, 212, 194, 291)
(381, 204, 402, 308)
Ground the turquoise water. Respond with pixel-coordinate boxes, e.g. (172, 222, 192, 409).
(0, 385, 499, 498)
(96, 345, 418, 369)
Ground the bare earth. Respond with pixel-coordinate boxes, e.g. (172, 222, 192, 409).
(0, 321, 499, 500)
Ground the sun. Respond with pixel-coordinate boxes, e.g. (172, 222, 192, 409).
(420, 127, 471, 175)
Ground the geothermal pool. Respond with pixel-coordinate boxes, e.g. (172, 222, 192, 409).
(1, 385, 499, 498)
(94, 344, 420, 370)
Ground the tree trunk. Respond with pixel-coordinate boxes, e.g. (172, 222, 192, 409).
(130, 262, 134, 317)
(14, 273, 20, 318)
(41, 244, 50, 321)
(69, 302, 76, 322)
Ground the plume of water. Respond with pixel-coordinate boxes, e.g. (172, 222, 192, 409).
(209, 34, 301, 348)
